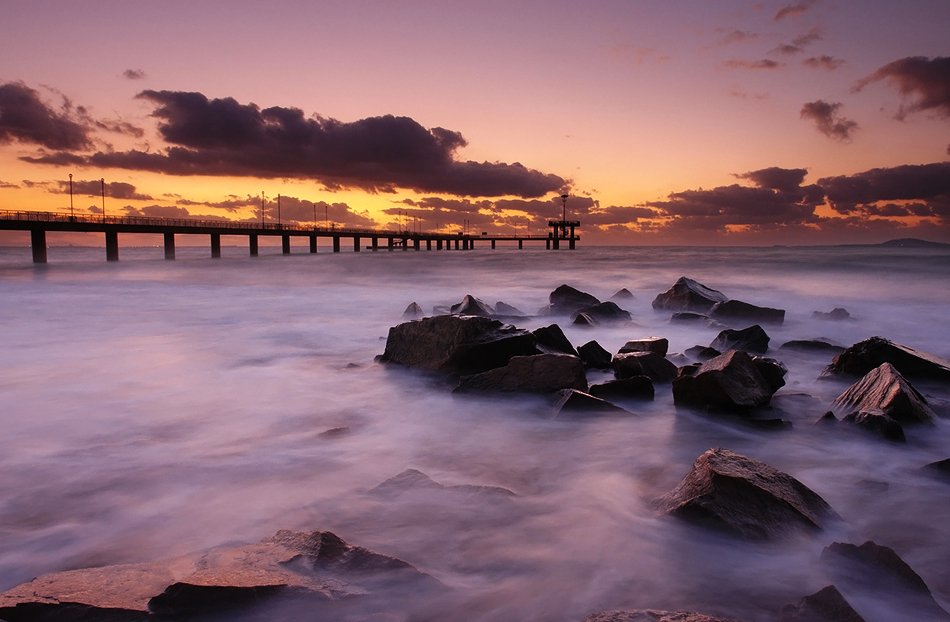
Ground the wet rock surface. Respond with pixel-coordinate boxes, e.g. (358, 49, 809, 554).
(613, 351, 678, 383)
(543, 284, 602, 316)
(841, 410, 907, 442)
(370, 468, 517, 498)
(589, 376, 655, 401)
(455, 353, 588, 394)
(672, 350, 781, 411)
(832, 362, 935, 424)
(780, 339, 846, 354)
(450, 294, 495, 317)
(708, 299, 785, 325)
(578, 339, 614, 369)
(573, 301, 633, 324)
(652, 277, 728, 313)
(825, 336, 950, 381)
(583, 610, 743, 622)
(619, 337, 669, 357)
(533, 323, 578, 356)
(779, 585, 865, 622)
(554, 389, 631, 416)
(710, 325, 770, 354)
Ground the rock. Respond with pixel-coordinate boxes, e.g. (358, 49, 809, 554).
(832, 362, 935, 424)
(817, 412, 839, 426)
(710, 325, 770, 354)
(494, 300, 525, 316)
(450, 294, 494, 317)
(613, 351, 678, 383)
(378, 315, 540, 375)
(709, 299, 785, 325)
(922, 458, 950, 481)
(657, 448, 838, 540)
(573, 313, 594, 326)
(652, 276, 728, 312)
(455, 354, 588, 394)
(779, 585, 866, 622)
(751, 356, 788, 393)
(578, 340, 614, 369)
(685, 345, 721, 361)
(553, 389, 631, 416)
(672, 350, 780, 411)
(780, 339, 846, 354)
(821, 541, 950, 620)
(589, 376, 655, 401)
(402, 302, 424, 319)
(370, 469, 516, 498)
(573, 301, 632, 324)
(841, 410, 906, 443)
(813, 308, 851, 321)
(584, 610, 741, 622)
(432, 305, 451, 315)
(609, 288, 635, 301)
(543, 284, 601, 316)
(670, 311, 710, 323)
(825, 336, 950, 381)
(619, 337, 669, 357)
(532, 323, 578, 355)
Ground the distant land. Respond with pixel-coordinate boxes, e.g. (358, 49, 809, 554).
(878, 238, 950, 248)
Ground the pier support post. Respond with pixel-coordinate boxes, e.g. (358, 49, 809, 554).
(371, 237, 378, 251)
(31, 229, 47, 264)
(426, 239, 431, 251)
(353, 236, 361, 252)
(546, 238, 551, 250)
(387, 237, 394, 251)
(413, 238, 420, 251)
(518, 239, 523, 250)
(454, 239, 460, 250)
(210, 234, 221, 258)
(402, 238, 408, 251)
(491, 239, 496, 250)
(436, 239, 443, 250)
(164, 233, 176, 260)
(569, 224, 576, 250)
(249, 234, 259, 256)
(309, 235, 317, 253)
(332, 236, 341, 253)
(106, 231, 119, 261)
(282, 235, 291, 255)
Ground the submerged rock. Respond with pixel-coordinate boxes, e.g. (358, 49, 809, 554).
(553, 389, 631, 417)
(652, 276, 728, 313)
(450, 294, 495, 317)
(584, 610, 742, 622)
(709, 299, 785, 325)
(589, 376, 655, 401)
(780, 339, 845, 354)
(672, 350, 781, 411)
(779, 585, 866, 622)
(619, 337, 669, 357)
(542, 284, 601, 316)
(370, 468, 516, 498)
(813, 308, 852, 321)
(609, 288, 635, 301)
(670, 311, 710, 323)
(613, 351, 678, 383)
(455, 353, 588, 394)
(533, 323, 578, 356)
(832, 362, 935, 424)
(710, 325, 770, 354)
(578, 340, 614, 369)
(841, 410, 906, 443)
(922, 458, 950, 482)
(494, 300, 526, 316)
(685, 345, 721, 361)
(825, 336, 950, 381)
(657, 448, 838, 540)
(573, 301, 632, 324)
(402, 302, 424, 319)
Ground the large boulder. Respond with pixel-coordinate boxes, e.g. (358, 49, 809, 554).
(613, 351, 678, 383)
(584, 610, 742, 622)
(780, 339, 845, 354)
(813, 308, 851, 321)
(751, 356, 788, 393)
(657, 448, 838, 540)
(708, 299, 785, 325)
(840, 410, 906, 443)
(533, 323, 578, 355)
(494, 300, 526, 317)
(578, 340, 614, 369)
(589, 376, 655, 401)
(573, 301, 633, 324)
(832, 362, 935, 424)
(710, 325, 770, 354)
(619, 337, 669, 357)
(553, 389, 631, 417)
(825, 336, 950, 381)
(542, 284, 601, 316)
(652, 276, 728, 313)
(402, 302, 424, 319)
(450, 294, 494, 316)
(672, 350, 781, 411)
(779, 585, 865, 622)
(610, 288, 635, 301)
(455, 354, 588, 394)
(379, 315, 540, 375)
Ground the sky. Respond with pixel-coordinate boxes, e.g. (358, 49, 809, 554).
(0, 0, 948, 245)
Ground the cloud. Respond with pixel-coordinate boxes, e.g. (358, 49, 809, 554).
(854, 56, 950, 119)
(724, 59, 783, 70)
(792, 28, 822, 47)
(771, 44, 803, 56)
(0, 179, 19, 189)
(53, 179, 154, 201)
(26, 90, 564, 198)
(262, 195, 377, 227)
(800, 100, 858, 141)
(803, 55, 843, 70)
(735, 167, 809, 193)
(0, 81, 92, 149)
(124, 204, 193, 219)
(123, 69, 146, 80)
(816, 162, 950, 215)
(774, 0, 817, 21)
(714, 29, 760, 46)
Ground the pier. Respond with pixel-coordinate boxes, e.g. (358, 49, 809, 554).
(0, 210, 580, 263)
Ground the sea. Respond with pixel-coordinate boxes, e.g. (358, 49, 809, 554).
(0, 243, 948, 621)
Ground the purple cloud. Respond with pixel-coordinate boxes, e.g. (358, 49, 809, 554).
(0, 81, 92, 150)
(800, 100, 858, 141)
(854, 56, 950, 119)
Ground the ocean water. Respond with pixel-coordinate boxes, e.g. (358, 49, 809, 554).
(0, 244, 948, 621)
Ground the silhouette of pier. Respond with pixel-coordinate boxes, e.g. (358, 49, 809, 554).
(0, 210, 580, 263)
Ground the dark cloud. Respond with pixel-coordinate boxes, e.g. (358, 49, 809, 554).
(724, 59, 783, 70)
(0, 81, 92, 149)
(800, 100, 858, 141)
(93, 118, 144, 138)
(261, 195, 377, 227)
(0, 179, 19, 189)
(581, 205, 659, 225)
(854, 56, 950, 120)
(28, 90, 564, 198)
(124, 204, 193, 219)
(123, 69, 146, 80)
(803, 55, 843, 70)
(20, 151, 87, 166)
(735, 167, 809, 193)
(817, 162, 950, 215)
(52, 179, 154, 201)
(774, 0, 817, 21)
(792, 28, 822, 47)
(772, 44, 803, 56)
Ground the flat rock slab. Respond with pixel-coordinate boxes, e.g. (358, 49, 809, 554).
(584, 608, 744, 622)
(619, 337, 669, 357)
(455, 353, 588, 393)
(578, 340, 613, 369)
(826, 336, 950, 382)
(832, 362, 935, 424)
(652, 276, 728, 313)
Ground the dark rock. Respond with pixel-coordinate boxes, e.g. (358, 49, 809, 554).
(573, 313, 594, 326)
(751, 356, 788, 393)
(543, 284, 601, 316)
(553, 389, 631, 417)
(672, 350, 779, 411)
(709, 299, 785, 325)
(780, 339, 846, 354)
(494, 301, 525, 316)
(589, 376, 654, 401)
(584, 610, 740, 622)
(532, 323, 578, 356)
(832, 362, 935, 424)
(613, 351, 678, 382)
(573, 301, 632, 324)
(779, 585, 866, 622)
(450, 294, 494, 317)
(825, 336, 950, 381)
(318, 426, 350, 439)
(841, 410, 906, 442)
(922, 458, 950, 481)
(821, 541, 950, 620)
(455, 354, 587, 394)
(670, 311, 710, 323)
(578, 340, 613, 369)
(652, 276, 728, 312)
(657, 448, 838, 540)
(710, 325, 770, 354)
(370, 468, 516, 498)
(619, 337, 669, 357)
(379, 315, 540, 375)
(402, 302, 424, 319)
(813, 308, 852, 321)
(817, 412, 839, 426)
(685, 345, 721, 361)
(609, 288, 635, 301)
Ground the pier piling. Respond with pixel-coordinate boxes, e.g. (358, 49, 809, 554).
(106, 232, 119, 261)
(30, 229, 47, 263)
(164, 233, 176, 260)
(210, 234, 221, 258)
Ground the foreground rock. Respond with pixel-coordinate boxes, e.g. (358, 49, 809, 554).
(619, 337, 669, 357)
(573, 301, 632, 324)
(370, 468, 516, 498)
(825, 336, 950, 381)
(657, 448, 838, 540)
(779, 585, 865, 622)
(379, 315, 539, 375)
(613, 351, 678, 383)
(832, 362, 935, 424)
(578, 340, 613, 369)
(543, 284, 601, 316)
(533, 323, 578, 355)
(589, 376, 654, 401)
(840, 410, 907, 442)
(584, 609, 743, 622)
(0, 530, 438, 621)
(672, 350, 784, 411)
(455, 354, 587, 394)
(554, 389, 631, 417)
(652, 277, 728, 313)
(709, 299, 785, 325)
(710, 325, 770, 354)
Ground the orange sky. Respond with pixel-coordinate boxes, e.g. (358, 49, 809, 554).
(1, 0, 948, 245)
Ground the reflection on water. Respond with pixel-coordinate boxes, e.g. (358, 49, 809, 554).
(0, 245, 948, 620)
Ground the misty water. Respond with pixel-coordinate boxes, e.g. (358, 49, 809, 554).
(1, 243, 948, 621)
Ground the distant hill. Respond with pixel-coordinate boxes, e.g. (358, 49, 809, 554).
(879, 238, 950, 248)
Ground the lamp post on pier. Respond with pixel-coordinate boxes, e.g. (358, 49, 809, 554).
(100, 178, 106, 222)
(68, 173, 74, 219)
